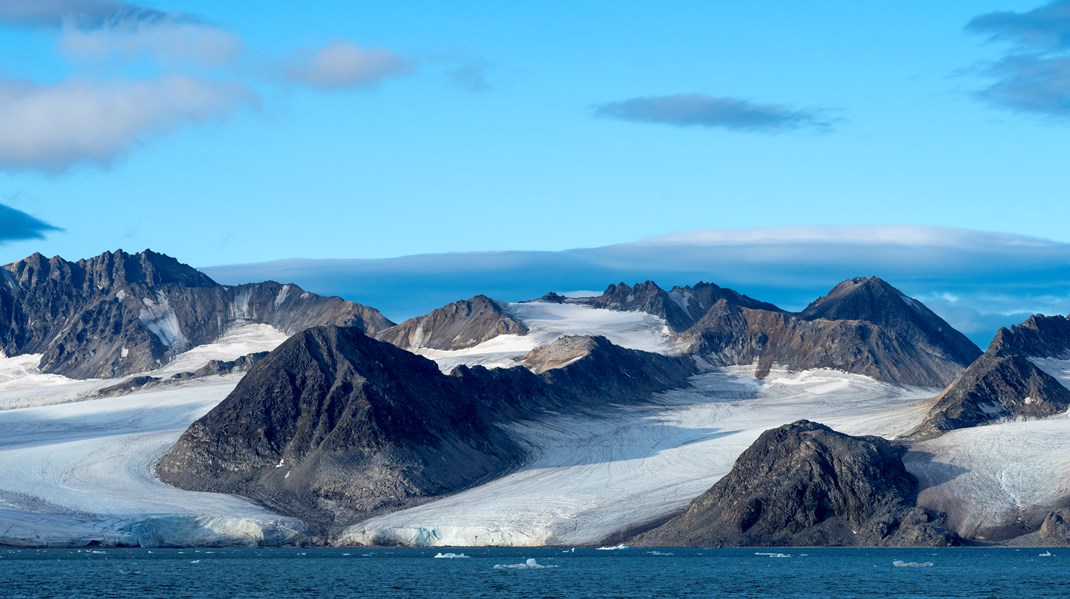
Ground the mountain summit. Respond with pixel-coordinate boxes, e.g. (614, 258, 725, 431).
(0, 249, 393, 378)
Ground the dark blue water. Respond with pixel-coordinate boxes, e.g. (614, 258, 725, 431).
(0, 546, 1061, 598)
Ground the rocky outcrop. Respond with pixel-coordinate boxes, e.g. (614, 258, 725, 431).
(988, 314, 1070, 359)
(566, 280, 778, 332)
(677, 277, 981, 387)
(912, 353, 1070, 439)
(375, 295, 527, 351)
(632, 421, 959, 547)
(0, 250, 392, 378)
(158, 329, 698, 534)
(913, 313, 1070, 438)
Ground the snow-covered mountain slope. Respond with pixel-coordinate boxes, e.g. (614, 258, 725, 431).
(338, 367, 934, 547)
(412, 301, 675, 371)
(0, 325, 300, 547)
(906, 413, 1070, 542)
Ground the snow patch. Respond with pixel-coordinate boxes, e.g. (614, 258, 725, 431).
(139, 294, 186, 349)
(274, 285, 293, 309)
(416, 301, 675, 372)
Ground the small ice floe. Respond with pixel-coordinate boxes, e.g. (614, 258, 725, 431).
(494, 558, 557, 570)
(190, 560, 201, 564)
(1039, 551, 1053, 557)
(647, 551, 673, 556)
(596, 544, 629, 551)
(433, 552, 470, 559)
(892, 560, 933, 568)
(755, 552, 792, 558)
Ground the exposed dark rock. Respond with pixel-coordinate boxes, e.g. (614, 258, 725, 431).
(95, 375, 163, 397)
(632, 421, 959, 547)
(988, 314, 1070, 359)
(800, 277, 981, 367)
(158, 329, 697, 534)
(375, 295, 527, 351)
(1039, 509, 1070, 545)
(0, 250, 393, 378)
(564, 280, 779, 332)
(170, 352, 271, 381)
(912, 353, 1070, 439)
(678, 278, 980, 388)
(913, 313, 1070, 438)
(157, 326, 523, 532)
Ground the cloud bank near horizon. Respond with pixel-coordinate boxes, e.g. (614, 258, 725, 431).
(201, 225, 1070, 348)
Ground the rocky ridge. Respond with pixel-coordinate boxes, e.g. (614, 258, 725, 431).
(0, 250, 392, 378)
(375, 295, 527, 351)
(632, 421, 959, 547)
(913, 313, 1070, 438)
(158, 327, 697, 535)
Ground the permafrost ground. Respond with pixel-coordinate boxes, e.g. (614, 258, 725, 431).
(2, 306, 1069, 547)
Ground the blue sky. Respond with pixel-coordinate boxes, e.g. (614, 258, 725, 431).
(1, 0, 1069, 267)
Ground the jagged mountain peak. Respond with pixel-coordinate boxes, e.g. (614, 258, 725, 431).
(801, 276, 911, 320)
(5, 248, 217, 291)
(801, 276, 981, 365)
(376, 294, 527, 351)
(988, 314, 1070, 359)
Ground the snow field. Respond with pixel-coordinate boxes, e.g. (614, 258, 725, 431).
(0, 324, 300, 547)
(414, 301, 676, 372)
(338, 367, 935, 547)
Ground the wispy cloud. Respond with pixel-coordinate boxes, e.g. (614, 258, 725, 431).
(592, 94, 835, 133)
(967, 1, 1070, 120)
(0, 204, 62, 243)
(285, 41, 412, 91)
(59, 20, 242, 66)
(967, 0, 1070, 50)
(0, 0, 185, 29)
(0, 76, 254, 172)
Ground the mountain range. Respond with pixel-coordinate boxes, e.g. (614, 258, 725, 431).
(2, 249, 1070, 548)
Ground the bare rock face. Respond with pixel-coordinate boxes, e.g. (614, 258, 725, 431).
(375, 295, 527, 351)
(567, 280, 778, 332)
(988, 314, 1070, 359)
(912, 353, 1070, 439)
(1038, 509, 1070, 545)
(157, 326, 523, 532)
(678, 277, 980, 388)
(632, 421, 959, 547)
(0, 250, 392, 378)
(912, 313, 1070, 438)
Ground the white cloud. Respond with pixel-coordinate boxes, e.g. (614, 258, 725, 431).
(285, 41, 412, 91)
(0, 76, 255, 172)
(59, 21, 242, 66)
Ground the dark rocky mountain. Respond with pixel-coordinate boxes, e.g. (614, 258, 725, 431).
(562, 280, 778, 332)
(676, 277, 981, 387)
(912, 314, 1070, 438)
(987, 314, 1070, 359)
(528, 277, 978, 387)
(158, 328, 697, 535)
(800, 277, 980, 367)
(157, 325, 524, 532)
(0, 250, 392, 378)
(375, 295, 527, 351)
(632, 421, 959, 547)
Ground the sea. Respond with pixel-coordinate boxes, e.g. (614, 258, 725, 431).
(0, 546, 1061, 598)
